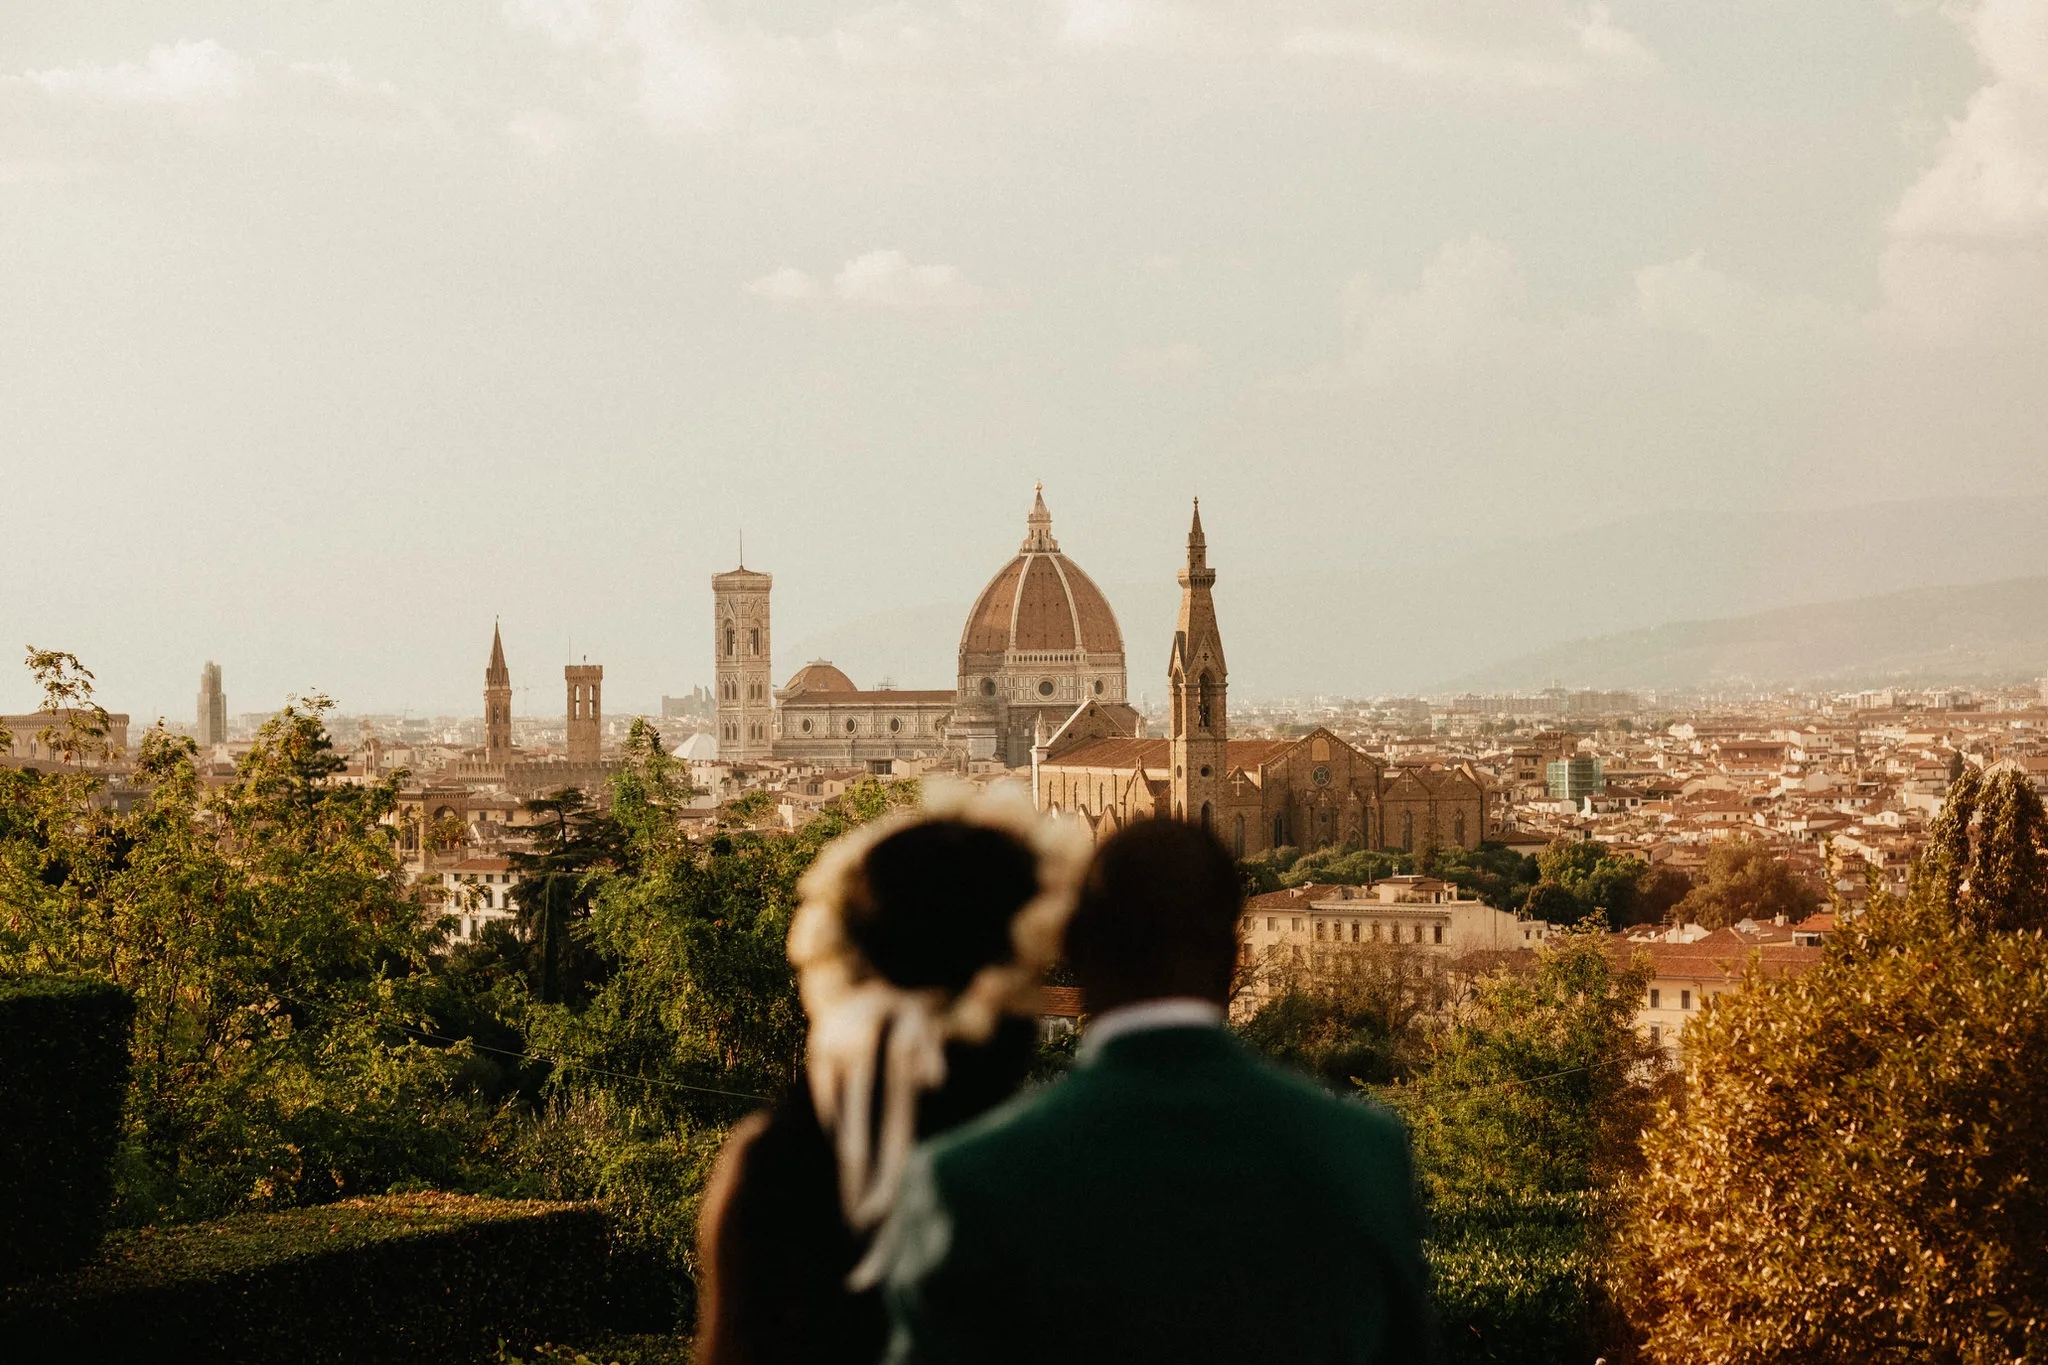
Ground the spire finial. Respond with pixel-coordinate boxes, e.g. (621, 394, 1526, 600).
(1180, 496, 1214, 587)
(1022, 484, 1059, 553)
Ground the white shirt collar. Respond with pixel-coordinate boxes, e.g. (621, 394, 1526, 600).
(1076, 997, 1225, 1064)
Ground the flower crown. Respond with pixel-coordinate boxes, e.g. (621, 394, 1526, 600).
(787, 778, 1092, 1041)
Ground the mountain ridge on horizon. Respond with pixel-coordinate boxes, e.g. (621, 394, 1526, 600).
(1434, 574, 2048, 696)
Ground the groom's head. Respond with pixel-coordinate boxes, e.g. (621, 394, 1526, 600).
(1067, 818, 1242, 1013)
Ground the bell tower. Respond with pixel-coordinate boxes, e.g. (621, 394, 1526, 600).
(713, 563, 774, 760)
(484, 622, 513, 763)
(565, 661, 602, 765)
(1169, 500, 1227, 832)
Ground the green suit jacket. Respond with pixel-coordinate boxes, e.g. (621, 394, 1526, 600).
(879, 1025, 1439, 1365)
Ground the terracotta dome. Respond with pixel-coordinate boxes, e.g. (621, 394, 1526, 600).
(781, 660, 858, 697)
(960, 488, 1124, 658)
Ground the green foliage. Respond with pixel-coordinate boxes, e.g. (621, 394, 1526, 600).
(1236, 950, 1444, 1089)
(1622, 767, 2048, 1364)
(1430, 843, 1540, 911)
(1382, 929, 1659, 1363)
(1427, 1193, 1602, 1365)
(501, 733, 917, 1289)
(1913, 766, 2048, 935)
(510, 786, 629, 1005)
(1531, 839, 1670, 929)
(0, 673, 487, 1225)
(0, 1193, 625, 1363)
(0, 976, 135, 1282)
(1239, 844, 1413, 895)
(1668, 836, 1818, 930)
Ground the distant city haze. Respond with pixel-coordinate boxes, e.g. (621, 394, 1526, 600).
(6, 3, 2048, 717)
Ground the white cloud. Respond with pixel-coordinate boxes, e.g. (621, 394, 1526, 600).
(24, 39, 251, 105)
(745, 266, 823, 303)
(1121, 340, 1206, 374)
(1281, 5, 1658, 90)
(1889, 0, 2048, 241)
(1341, 234, 1525, 374)
(1575, 4, 1659, 78)
(1878, 0, 2048, 342)
(504, 0, 777, 132)
(507, 107, 576, 154)
(744, 253, 990, 310)
(831, 250, 986, 309)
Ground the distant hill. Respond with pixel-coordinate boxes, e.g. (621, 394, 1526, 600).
(1443, 577, 2048, 693)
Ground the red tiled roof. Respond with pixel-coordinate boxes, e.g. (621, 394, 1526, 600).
(1042, 738, 1171, 770)
(1039, 985, 1085, 1018)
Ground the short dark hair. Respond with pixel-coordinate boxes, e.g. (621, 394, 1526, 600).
(843, 818, 1040, 994)
(1066, 818, 1242, 1009)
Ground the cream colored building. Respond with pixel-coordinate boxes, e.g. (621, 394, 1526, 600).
(1241, 877, 1553, 978)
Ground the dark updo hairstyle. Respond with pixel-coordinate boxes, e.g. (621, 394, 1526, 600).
(840, 818, 1041, 995)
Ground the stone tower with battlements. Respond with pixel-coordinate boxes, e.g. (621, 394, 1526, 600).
(485, 624, 513, 762)
(1169, 499, 1227, 831)
(713, 564, 774, 760)
(565, 661, 602, 765)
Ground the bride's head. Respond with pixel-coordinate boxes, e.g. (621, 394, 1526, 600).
(789, 782, 1090, 1044)
(840, 818, 1040, 994)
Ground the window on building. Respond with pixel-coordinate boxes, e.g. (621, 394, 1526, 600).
(725, 627, 735, 656)
(1413, 924, 1424, 943)
(1682, 990, 1693, 1010)
(1649, 1025, 1661, 1046)
(1432, 925, 1443, 944)
(1649, 989, 1661, 1008)
(1266, 917, 1275, 931)
(1291, 918, 1302, 932)
(1290, 946, 1303, 965)
(749, 627, 760, 655)
(1315, 921, 1325, 941)
(1372, 923, 1383, 942)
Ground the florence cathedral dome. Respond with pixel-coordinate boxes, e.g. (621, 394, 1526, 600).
(951, 486, 1130, 767)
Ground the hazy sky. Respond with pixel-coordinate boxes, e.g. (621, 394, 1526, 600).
(4, 2, 2046, 717)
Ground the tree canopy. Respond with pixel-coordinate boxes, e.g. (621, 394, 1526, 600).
(1668, 836, 1819, 930)
(1622, 768, 2048, 1362)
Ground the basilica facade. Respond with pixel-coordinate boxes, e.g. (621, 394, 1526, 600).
(1032, 503, 1488, 858)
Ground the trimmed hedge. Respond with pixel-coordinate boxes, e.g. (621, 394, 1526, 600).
(0, 975, 135, 1283)
(0, 1193, 661, 1363)
(1428, 1193, 1601, 1365)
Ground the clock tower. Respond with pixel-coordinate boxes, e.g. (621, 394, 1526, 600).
(1169, 500, 1228, 832)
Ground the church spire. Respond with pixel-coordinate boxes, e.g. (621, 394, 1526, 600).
(1168, 498, 1226, 828)
(1021, 483, 1060, 553)
(1180, 498, 1213, 586)
(484, 621, 513, 761)
(487, 620, 509, 686)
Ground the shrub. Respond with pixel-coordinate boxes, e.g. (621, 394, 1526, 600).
(0, 975, 134, 1283)
(1621, 769, 2048, 1362)
(1429, 1193, 1600, 1365)
(0, 1192, 655, 1363)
